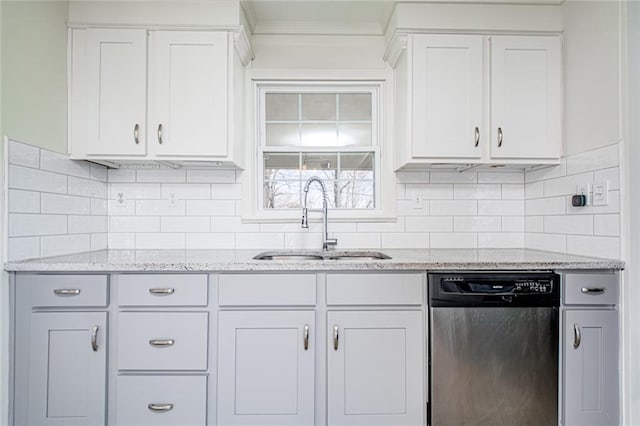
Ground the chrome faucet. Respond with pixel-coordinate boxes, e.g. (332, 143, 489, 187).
(301, 176, 338, 251)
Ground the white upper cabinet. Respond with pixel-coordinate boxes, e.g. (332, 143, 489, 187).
(70, 27, 249, 167)
(490, 35, 562, 159)
(148, 31, 229, 157)
(410, 34, 484, 159)
(392, 33, 562, 170)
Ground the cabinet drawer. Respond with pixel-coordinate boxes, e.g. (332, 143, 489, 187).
(118, 274, 208, 306)
(116, 375, 207, 426)
(564, 273, 618, 305)
(118, 312, 208, 370)
(219, 274, 316, 306)
(327, 273, 423, 305)
(27, 274, 108, 307)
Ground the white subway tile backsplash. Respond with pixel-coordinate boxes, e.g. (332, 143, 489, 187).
(211, 217, 260, 233)
(478, 200, 524, 216)
(525, 216, 544, 233)
(110, 216, 161, 233)
(544, 215, 594, 235)
(211, 183, 242, 200)
(526, 197, 566, 216)
(40, 150, 91, 179)
(406, 184, 453, 200)
(135, 233, 186, 249)
(454, 216, 501, 232)
(525, 233, 567, 253)
(566, 235, 620, 258)
(430, 171, 477, 184)
(542, 172, 593, 197)
(430, 200, 477, 216)
(357, 218, 405, 233)
(381, 232, 429, 249)
(566, 143, 619, 176)
(136, 200, 186, 216)
(8, 189, 40, 213)
(284, 232, 323, 249)
(525, 182, 544, 199)
(478, 233, 524, 248)
(41, 193, 91, 215)
(186, 233, 236, 249)
(9, 214, 67, 237)
(430, 233, 477, 249)
(333, 232, 381, 249)
(110, 183, 161, 200)
(108, 233, 136, 249)
(107, 200, 136, 216)
(186, 200, 235, 216)
(107, 168, 136, 183)
(69, 176, 107, 198)
(90, 164, 108, 182)
(91, 199, 108, 215)
(186, 169, 236, 183)
(68, 216, 108, 234)
(41, 234, 91, 257)
(91, 233, 108, 250)
(478, 172, 524, 184)
(161, 217, 210, 233)
(9, 165, 67, 194)
(593, 167, 620, 190)
(236, 232, 285, 249)
(137, 168, 186, 183)
(502, 216, 525, 232)
(395, 171, 429, 184)
(594, 214, 620, 236)
(501, 184, 525, 200)
(7, 237, 40, 261)
(405, 216, 453, 232)
(454, 184, 501, 200)
(161, 184, 211, 200)
(396, 199, 428, 216)
(9, 140, 40, 168)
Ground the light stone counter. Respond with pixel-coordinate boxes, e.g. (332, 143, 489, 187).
(4, 248, 624, 272)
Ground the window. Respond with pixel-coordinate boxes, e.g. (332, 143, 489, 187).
(258, 83, 380, 212)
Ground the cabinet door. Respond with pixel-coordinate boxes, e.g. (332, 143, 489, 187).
(84, 28, 147, 156)
(564, 310, 619, 426)
(149, 31, 229, 157)
(490, 35, 562, 159)
(28, 312, 107, 426)
(410, 34, 483, 159)
(327, 311, 424, 426)
(218, 311, 315, 425)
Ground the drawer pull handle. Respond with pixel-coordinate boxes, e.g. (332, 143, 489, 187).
(134, 123, 140, 144)
(157, 123, 164, 144)
(148, 403, 173, 412)
(149, 339, 175, 347)
(149, 288, 175, 296)
(497, 127, 503, 147)
(581, 287, 606, 295)
(53, 288, 81, 296)
(333, 325, 339, 351)
(573, 324, 581, 349)
(474, 126, 480, 147)
(303, 324, 310, 351)
(91, 326, 99, 352)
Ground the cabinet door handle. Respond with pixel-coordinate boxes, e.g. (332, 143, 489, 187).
(333, 325, 339, 351)
(149, 339, 175, 347)
(474, 126, 480, 147)
(303, 324, 310, 351)
(581, 287, 606, 295)
(134, 123, 140, 144)
(149, 288, 175, 296)
(157, 123, 163, 144)
(573, 324, 581, 349)
(53, 288, 81, 296)
(148, 403, 174, 412)
(497, 127, 503, 147)
(91, 325, 99, 352)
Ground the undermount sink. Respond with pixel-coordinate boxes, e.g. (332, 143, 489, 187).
(253, 250, 391, 261)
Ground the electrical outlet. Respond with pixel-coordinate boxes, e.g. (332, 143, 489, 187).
(116, 192, 127, 207)
(168, 192, 178, 207)
(575, 184, 592, 206)
(592, 181, 609, 206)
(412, 195, 423, 209)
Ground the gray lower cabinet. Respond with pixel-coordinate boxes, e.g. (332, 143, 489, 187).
(217, 310, 316, 425)
(28, 312, 108, 426)
(563, 309, 619, 426)
(327, 310, 424, 426)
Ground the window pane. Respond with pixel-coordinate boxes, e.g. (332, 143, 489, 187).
(301, 93, 336, 120)
(304, 181, 336, 209)
(266, 123, 299, 146)
(339, 153, 374, 180)
(301, 153, 338, 181)
(301, 123, 337, 146)
(338, 123, 372, 147)
(264, 153, 300, 180)
(339, 93, 372, 120)
(265, 93, 298, 121)
(264, 180, 301, 209)
(338, 180, 374, 209)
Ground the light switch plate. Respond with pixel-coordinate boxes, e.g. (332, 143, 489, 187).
(592, 181, 609, 206)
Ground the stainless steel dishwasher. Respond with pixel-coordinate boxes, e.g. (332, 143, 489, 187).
(428, 272, 560, 426)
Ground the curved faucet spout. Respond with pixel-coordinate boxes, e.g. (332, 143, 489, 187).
(301, 176, 338, 251)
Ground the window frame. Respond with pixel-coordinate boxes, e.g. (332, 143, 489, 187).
(243, 79, 395, 223)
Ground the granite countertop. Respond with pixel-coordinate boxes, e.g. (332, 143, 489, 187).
(3, 248, 624, 272)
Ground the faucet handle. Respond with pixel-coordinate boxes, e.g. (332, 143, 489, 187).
(325, 238, 338, 248)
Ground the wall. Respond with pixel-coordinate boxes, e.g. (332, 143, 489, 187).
(1, 1, 68, 154)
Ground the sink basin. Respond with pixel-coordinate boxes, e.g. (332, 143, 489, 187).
(253, 250, 391, 261)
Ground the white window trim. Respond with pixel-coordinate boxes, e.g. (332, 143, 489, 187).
(242, 78, 396, 223)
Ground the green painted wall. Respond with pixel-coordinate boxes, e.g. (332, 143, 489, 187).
(1, 0, 68, 154)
